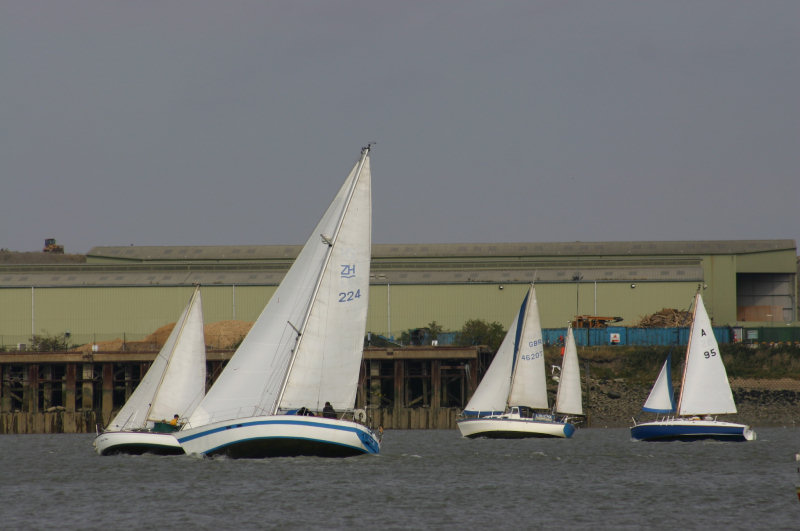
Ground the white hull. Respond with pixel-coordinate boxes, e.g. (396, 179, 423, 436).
(457, 416, 575, 439)
(93, 430, 183, 456)
(177, 415, 381, 458)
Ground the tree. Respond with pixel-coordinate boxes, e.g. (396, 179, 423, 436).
(426, 321, 443, 341)
(29, 333, 72, 352)
(456, 319, 506, 352)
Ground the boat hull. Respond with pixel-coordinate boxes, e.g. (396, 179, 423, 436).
(94, 431, 184, 456)
(176, 415, 381, 458)
(457, 417, 575, 439)
(630, 418, 756, 442)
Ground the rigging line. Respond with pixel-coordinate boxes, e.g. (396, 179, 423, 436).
(272, 146, 371, 414)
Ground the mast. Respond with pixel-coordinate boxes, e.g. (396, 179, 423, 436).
(676, 292, 699, 414)
(506, 285, 532, 409)
(272, 145, 372, 414)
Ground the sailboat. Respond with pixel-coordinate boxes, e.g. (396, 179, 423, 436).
(456, 286, 583, 439)
(630, 292, 756, 442)
(177, 145, 380, 458)
(94, 286, 206, 455)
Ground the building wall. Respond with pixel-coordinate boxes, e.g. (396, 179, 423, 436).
(0, 241, 796, 349)
(2, 280, 705, 348)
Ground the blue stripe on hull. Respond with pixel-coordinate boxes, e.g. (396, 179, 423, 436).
(179, 418, 380, 458)
(631, 423, 747, 442)
(464, 430, 566, 440)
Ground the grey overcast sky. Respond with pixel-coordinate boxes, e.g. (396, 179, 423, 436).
(1, 1, 798, 254)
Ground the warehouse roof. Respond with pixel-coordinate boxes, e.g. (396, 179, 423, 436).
(86, 239, 795, 262)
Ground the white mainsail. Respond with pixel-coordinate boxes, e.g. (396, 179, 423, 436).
(642, 354, 676, 413)
(187, 148, 371, 427)
(278, 154, 371, 412)
(678, 293, 737, 416)
(507, 287, 549, 410)
(555, 325, 583, 416)
(106, 286, 206, 431)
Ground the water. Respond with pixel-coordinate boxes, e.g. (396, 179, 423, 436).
(1, 428, 798, 529)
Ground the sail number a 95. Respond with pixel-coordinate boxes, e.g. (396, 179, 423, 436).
(338, 290, 362, 303)
(703, 348, 717, 359)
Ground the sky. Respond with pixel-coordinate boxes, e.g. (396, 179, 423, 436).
(1, 1, 798, 254)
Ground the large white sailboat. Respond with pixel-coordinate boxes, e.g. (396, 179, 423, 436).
(94, 286, 206, 455)
(177, 146, 380, 458)
(457, 286, 583, 439)
(631, 292, 756, 442)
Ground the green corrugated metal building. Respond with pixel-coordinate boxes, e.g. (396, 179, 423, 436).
(0, 239, 796, 349)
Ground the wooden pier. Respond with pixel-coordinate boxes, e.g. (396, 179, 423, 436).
(0, 345, 485, 433)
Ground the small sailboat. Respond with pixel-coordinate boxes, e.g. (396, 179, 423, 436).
(94, 286, 206, 455)
(630, 292, 756, 442)
(177, 145, 380, 458)
(456, 286, 583, 439)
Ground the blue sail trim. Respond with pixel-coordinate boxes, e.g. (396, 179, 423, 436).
(665, 352, 676, 411)
(509, 291, 529, 376)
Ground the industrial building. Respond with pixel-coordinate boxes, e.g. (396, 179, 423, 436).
(0, 239, 797, 432)
(0, 239, 797, 349)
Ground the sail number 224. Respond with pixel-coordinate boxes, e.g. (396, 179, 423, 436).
(338, 290, 362, 303)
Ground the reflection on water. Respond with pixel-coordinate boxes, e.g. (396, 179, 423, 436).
(0, 428, 797, 529)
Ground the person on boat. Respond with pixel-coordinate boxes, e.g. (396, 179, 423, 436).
(169, 414, 180, 426)
(297, 407, 315, 416)
(322, 401, 336, 419)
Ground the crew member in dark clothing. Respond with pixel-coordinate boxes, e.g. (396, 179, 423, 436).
(322, 401, 336, 419)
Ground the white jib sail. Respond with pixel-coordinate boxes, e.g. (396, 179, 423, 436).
(642, 353, 675, 413)
(107, 286, 206, 431)
(461, 296, 523, 415)
(507, 286, 549, 410)
(187, 149, 370, 427)
(678, 293, 737, 416)
(555, 325, 583, 416)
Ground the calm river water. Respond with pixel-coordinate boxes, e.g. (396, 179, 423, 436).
(1, 428, 798, 529)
